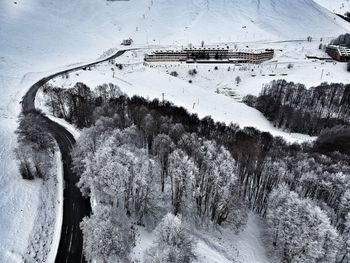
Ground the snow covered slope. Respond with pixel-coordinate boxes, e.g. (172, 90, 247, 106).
(313, 0, 350, 14)
(132, 0, 350, 44)
(0, 0, 349, 261)
(1, 0, 350, 72)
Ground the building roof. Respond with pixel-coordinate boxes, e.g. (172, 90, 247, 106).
(150, 47, 273, 55)
(327, 45, 350, 57)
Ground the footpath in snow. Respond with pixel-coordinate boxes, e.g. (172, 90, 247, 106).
(131, 213, 271, 263)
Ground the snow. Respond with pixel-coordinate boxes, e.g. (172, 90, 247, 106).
(131, 226, 157, 261)
(233, 215, 271, 263)
(128, 0, 350, 44)
(132, 213, 271, 263)
(314, 0, 350, 14)
(0, 0, 349, 260)
(195, 241, 233, 263)
(25, 149, 63, 263)
(0, 136, 41, 263)
(46, 151, 63, 263)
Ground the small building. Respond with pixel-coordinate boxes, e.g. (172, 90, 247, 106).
(121, 38, 133, 46)
(326, 45, 350, 62)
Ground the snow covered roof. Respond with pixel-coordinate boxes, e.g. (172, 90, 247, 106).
(184, 47, 229, 51)
(327, 45, 350, 57)
(236, 49, 274, 54)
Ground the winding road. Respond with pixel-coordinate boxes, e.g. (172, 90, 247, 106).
(22, 49, 128, 263)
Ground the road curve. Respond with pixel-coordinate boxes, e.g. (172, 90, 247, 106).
(22, 49, 128, 263)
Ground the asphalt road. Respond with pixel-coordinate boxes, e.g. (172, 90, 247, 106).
(21, 49, 128, 263)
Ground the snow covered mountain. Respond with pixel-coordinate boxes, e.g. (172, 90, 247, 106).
(0, 0, 349, 262)
(131, 0, 350, 43)
(1, 0, 349, 81)
(1, 0, 350, 65)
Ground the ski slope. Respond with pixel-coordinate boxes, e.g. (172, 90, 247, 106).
(0, 0, 349, 261)
(131, 0, 350, 44)
(314, 0, 350, 14)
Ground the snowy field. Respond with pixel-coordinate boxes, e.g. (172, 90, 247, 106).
(1, 0, 349, 261)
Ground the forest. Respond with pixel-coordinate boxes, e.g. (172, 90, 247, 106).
(243, 79, 350, 136)
(36, 82, 350, 262)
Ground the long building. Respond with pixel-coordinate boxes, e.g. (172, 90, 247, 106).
(326, 45, 350, 62)
(145, 47, 274, 64)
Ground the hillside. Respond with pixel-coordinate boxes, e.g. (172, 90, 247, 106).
(131, 0, 350, 43)
(1, 1, 350, 68)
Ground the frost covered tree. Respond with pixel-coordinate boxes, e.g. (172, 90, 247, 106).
(15, 111, 55, 179)
(168, 149, 197, 216)
(128, 148, 159, 225)
(145, 213, 196, 263)
(31, 80, 350, 263)
(338, 190, 350, 229)
(169, 123, 185, 144)
(153, 134, 174, 192)
(76, 128, 160, 224)
(16, 111, 55, 153)
(267, 185, 339, 263)
(81, 206, 135, 263)
(339, 213, 350, 262)
(194, 141, 242, 226)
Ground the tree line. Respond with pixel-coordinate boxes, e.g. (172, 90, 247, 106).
(244, 80, 350, 136)
(41, 82, 350, 262)
(15, 110, 55, 180)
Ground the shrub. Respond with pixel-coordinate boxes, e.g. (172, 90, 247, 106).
(235, 76, 242, 85)
(18, 159, 34, 180)
(170, 71, 178, 77)
(188, 69, 197, 76)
